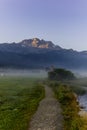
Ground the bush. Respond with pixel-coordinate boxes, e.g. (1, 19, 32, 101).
(48, 68, 75, 81)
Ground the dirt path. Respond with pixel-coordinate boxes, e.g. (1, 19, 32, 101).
(29, 86, 63, 130)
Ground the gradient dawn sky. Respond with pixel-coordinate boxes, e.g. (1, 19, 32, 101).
(0, 0, 87, 51)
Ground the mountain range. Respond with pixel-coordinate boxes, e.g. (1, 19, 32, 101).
(0, 38, 87, 70)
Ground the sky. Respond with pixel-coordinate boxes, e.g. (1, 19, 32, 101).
(0, 0, 87, 51)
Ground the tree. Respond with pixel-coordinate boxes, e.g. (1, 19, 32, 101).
(48, 68, 75, 81)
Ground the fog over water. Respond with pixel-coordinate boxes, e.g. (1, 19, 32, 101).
(69, 69, 87, 111)
(69, 69, 87, 78)
(74, 69, 87, 111)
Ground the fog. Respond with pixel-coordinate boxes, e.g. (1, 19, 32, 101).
(70, 69, 87, 78)
(71, 69, 87, 111)
(0, 68, 87, 78)
(0, 69, 48, 78)
(0, 68, 87, 111)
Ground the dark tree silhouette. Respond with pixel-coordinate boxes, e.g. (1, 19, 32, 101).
(48, 68, 75, 81)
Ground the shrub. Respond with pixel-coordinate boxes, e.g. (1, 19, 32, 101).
(48, 68, 76, 81)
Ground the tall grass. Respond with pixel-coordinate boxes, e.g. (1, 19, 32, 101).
(0, 77, 45, 130)
(48, 81, 87, 130)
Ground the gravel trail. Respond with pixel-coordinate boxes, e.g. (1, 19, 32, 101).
(29, 86, 63, 130)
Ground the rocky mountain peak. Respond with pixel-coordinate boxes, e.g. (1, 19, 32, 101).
(19, 38, 62, 49)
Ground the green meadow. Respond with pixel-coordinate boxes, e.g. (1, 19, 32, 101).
(0, 77, 45, 130)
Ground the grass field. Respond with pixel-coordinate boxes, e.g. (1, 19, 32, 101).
(0, 77, 45, 130)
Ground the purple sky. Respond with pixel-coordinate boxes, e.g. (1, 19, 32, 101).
(0, 0, 87, 51)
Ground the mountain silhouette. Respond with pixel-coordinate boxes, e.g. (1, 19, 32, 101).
(0, 38, 87, 69)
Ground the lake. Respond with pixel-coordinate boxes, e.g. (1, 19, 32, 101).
(78, 94, 87, 111)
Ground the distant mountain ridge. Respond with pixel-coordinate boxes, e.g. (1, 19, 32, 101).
(0, 38, 86, 69)
(18, 38, 62, 49)
(0, 38, 62, 54)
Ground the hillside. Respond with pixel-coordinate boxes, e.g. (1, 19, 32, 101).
(0, 38, 87, 69)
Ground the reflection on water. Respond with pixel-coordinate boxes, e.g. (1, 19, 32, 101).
(78, 94, 87, 111)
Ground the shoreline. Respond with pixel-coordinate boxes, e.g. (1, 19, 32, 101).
(79, 110, 87, 117)
(78, 94, 87, 117)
